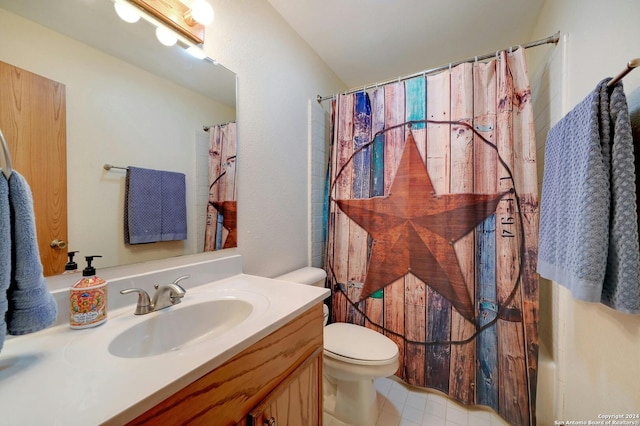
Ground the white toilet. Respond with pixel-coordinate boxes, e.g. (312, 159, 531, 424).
(276, 267, 400, 426)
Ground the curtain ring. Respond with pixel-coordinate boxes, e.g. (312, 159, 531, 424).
(448, 63, 452, 72)
(474, 56, 478, 64)
(509, 46, 513, 54)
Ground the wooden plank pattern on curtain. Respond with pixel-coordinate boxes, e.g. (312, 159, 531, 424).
(425, 71, 452, 393)
(474, 59, 499, 411)
(330, 94, 354, 323)
(449, 62, 476, 405)
(364, 88, 385, 334)
(404, 77, 427, 386)
(495, 51, 528, 424)
(509, 48, 540, 426)
(383, 82, 406, 376)
(325, 50, 538, 426)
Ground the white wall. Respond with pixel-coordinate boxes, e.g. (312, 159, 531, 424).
(527, 0, 640, 420)
(0, 8, 235, 270)
(202, 0, 345, 276)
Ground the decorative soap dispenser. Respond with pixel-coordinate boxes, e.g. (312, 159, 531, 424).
(69, 255, 107, 329)
(62, 251, 80, 274)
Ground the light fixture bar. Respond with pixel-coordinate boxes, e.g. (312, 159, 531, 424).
(128, 0, 205, 44)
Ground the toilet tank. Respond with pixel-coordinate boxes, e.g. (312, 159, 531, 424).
(275, 267, 329, 325)
(275, 267, 327, 287)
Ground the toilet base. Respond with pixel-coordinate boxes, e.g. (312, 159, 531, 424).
(323, 374, 378, 426)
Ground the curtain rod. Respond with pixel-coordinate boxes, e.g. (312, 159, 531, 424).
(317, 31, 560, 103)
(203, 121, 236, 132)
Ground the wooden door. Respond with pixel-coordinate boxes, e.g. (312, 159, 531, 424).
(0, 61, 67, 276)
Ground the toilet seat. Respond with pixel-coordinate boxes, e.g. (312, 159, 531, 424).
(324, 322, 399, 366)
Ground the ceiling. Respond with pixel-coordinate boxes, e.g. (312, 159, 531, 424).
(267, 0, 546, 89)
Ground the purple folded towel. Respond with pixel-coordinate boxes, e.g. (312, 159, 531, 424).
(125, 166, 187, 244)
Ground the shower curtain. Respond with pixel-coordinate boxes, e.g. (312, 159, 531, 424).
(204, 122, 237, 251)
(325, 48, 539, 425)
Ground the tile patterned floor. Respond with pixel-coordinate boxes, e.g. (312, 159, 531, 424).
(324, 377, 512, 426)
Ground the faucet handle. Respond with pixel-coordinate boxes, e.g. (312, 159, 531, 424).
(172, 274, 190, 286)
(120, 288, 152, 315)
(153, 274, 190, 291)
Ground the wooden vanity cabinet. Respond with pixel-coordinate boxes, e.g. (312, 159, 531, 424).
(246, 347, 322, 426)
(125, 303, 324, 426)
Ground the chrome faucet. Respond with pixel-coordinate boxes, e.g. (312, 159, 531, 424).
(121, 275, 190, 315)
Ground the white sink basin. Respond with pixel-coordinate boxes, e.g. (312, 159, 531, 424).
(109, 299, 253, 358)
(64, 288, 271, 366)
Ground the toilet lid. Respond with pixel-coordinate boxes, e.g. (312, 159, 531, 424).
(324, 322, 399, 363)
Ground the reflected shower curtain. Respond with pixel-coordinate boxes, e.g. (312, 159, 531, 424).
(204, 122, 237, 251)
(325, 49, 539, 425)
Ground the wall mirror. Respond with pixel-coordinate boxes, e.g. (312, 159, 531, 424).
(0, 0, 237, 275)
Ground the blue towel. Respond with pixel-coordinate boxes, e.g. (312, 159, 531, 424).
(538, 79, 640, 314)
(0, 173, 10, 350)
(5, 171, 58, 335)
(125, 166, 187, 244)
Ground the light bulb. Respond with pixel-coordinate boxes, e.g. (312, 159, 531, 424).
(186, 46, 207, 60)
(155, 26, 178, 46)
(191, 0, 214, 25)
(114, 1, 140, 23)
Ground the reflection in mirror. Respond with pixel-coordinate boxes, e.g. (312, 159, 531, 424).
(0, 0, 237, 275)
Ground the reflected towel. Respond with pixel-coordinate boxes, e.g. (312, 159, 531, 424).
(5, 171, 58, 335)
(0, 174, 10, 350)
(125, 166, 187, 244)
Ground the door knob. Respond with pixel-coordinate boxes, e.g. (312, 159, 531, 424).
(50, 239, 67, 249)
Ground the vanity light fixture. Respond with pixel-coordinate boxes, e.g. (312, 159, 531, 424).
(126, 0, 208, 44)
(111, 0, 214, 60)
(184, 0, 214, 26)
(114, 0, 141, 23)
(155, 26, 178, 46)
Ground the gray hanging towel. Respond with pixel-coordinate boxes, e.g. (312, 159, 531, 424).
(601, 81, 640, 314)
(0, 173, 10, 351)
(5, 171, 58, 335)
(125, 166, 187, 244)
(538, 79, 640, 314)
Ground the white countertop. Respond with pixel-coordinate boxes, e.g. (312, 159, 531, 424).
(0, 273, 329, 425)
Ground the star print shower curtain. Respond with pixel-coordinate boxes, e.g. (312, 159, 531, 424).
(325, 48, 539, 425)
(204, 122, 237, 251)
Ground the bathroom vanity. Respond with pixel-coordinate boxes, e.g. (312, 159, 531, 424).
(0, 254, 329, 425)
(125, 304, 324, 425)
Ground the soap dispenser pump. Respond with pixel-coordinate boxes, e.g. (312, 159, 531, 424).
(69, 255, 108, 329)
(62, 251, 79, 274)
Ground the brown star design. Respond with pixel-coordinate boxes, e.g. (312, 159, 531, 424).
(211, 200, 237, 248)
(335, 131, 506, 323)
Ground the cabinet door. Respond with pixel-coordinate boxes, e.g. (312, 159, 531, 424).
(248, 348, 322, 426)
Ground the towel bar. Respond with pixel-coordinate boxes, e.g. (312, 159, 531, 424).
(607, 58, 640, 87)
(104, 164, 128, 171)
(0, 129, 13, 178)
